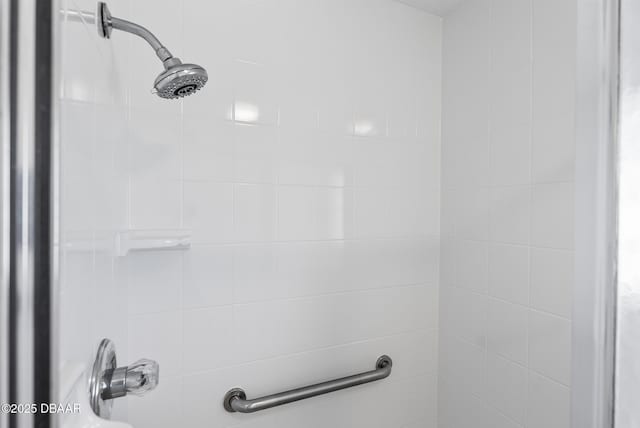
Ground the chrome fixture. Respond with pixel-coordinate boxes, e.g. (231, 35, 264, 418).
(223, 355, 392, 414)
(96, 2, 207, 99)
(89, 339, 159, 418)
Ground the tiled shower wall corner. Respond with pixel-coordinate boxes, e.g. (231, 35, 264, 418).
(59, 0, 442, 427)
(438, 0, 575, 427)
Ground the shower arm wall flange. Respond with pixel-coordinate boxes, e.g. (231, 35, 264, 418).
(96, 2, 181, 69)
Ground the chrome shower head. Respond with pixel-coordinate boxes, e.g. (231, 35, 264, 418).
(154, 63, 208, 99)
(97, 2, 207, 99)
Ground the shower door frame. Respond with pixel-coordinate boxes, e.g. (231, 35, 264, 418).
(573, 0, 620, 427)
(0, 0, 59, 428)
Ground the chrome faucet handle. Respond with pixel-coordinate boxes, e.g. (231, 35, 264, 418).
(101, 358, 159, 400)
(124, 359, 160, 396)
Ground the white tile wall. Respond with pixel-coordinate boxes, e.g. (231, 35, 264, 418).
(439, 0, 575, 427)
(58, 0, 578, 427)
(60, 1, 442, 428)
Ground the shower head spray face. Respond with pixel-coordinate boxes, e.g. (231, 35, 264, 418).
(154, 63, 208, 99)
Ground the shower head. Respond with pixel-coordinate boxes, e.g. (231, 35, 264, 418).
(154, 63, 208, 99)
(97, 2, 208, 99)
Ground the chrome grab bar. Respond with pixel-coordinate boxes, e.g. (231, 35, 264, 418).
(223, 355, 392, 414)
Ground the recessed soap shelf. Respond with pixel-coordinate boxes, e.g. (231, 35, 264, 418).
(115, 229, 191, 257)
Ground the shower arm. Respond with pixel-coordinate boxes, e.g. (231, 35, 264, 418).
(97, 2, 181, 69)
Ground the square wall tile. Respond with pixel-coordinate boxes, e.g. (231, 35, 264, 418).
(277, 83, 320, 131)
(456, 240, 489, 294)
(278, 186, 353, 241)
(233, 123, 278, 184)
(315, 187, 354, 240)
(182, 306, 234, 374)
(527, 371, 571, 428)
(183, 182, 234, 244)
(532, 113, 575, 184)
(274, 241, 349, 298)
(530, 248, 573, 318)
(488, 243, 529, 305)
(234, 184, 277, 242)
(441, 131, 490, 188)
(486, 352, 527, 424)
(387, 85, 415, 139)
(130, 178, 182, 230)
(127, 252, 182, 315)
(487, 298, 528, 365)
(129, 108, 182, 181)
(439, 335, 485, 398)
(531, 183, 574, 249)
(277, 186, 316, 241)
(438, 383, 488, 428)
(277, 131, 353, 187)
(355, 186, 438, 238)
(489, 186, 531, 245)
(233, 243, 278, 303)
(528, 310, 572, 385)
(418, 283, 440, 330)
(317, 91, 356, 137)
(232, 60, 279, 126)
(182, 245, 234, 309)
(457, 187, 490, 241)
(440, 286, 487, 347)
(182, 119, 235, 182)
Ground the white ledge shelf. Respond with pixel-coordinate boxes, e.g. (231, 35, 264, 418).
(116, 229, 192, 257)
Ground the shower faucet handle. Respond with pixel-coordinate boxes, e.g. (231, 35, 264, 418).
(123, 359, 160, 396)
(101, 358, 159, 400)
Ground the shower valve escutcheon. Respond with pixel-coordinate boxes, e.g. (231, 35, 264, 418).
(89, 338, 160, 418)
(100, 359, 159, 400)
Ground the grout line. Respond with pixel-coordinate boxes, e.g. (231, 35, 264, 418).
(526, 2, 535, 423)
(186, 235, 442, 246)
(130, 281, 438, 317)
(445, 282, 572, 322)
(179, 179, 444, 191)
(440, 180, 575, 193)
(444, 236, 575, 253)
(178, 327, 440, 379)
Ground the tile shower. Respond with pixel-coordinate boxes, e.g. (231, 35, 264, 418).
(58, 0, 575, 427)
